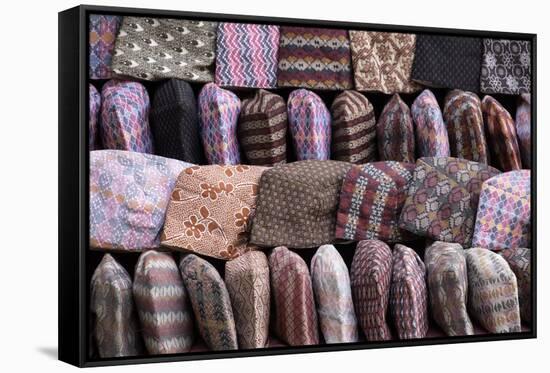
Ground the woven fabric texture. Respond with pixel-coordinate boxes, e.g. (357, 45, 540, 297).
(501, 247, 531, 323)
(411, 89, 450, 158)
(89, 15, 122, 79)
(515, 93, 531, 169)
(89, 84, 101, 150)
(377, 94, 415, 163)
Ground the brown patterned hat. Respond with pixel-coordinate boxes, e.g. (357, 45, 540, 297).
(501, 247, 531, 323)
(377, 94, 415, 163)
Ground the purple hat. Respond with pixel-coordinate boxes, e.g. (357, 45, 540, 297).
(89, 15, 122, 79)
(411, 89, 450, 158)
(377, 94, 415, 163)
(89, 84, 101, 150)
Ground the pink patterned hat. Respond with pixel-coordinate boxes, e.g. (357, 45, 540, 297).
(411, 89, 450, 158)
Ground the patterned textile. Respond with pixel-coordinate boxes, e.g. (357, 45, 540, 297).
(90, 150, 191, 251)
(133, 251, 194, 354)
(288, 89, 331, 161)
(89, 15, 122, 79)
(161, 165, 265, 260)
(480, 39, 531, 95)
(89, 84, 101, 150)
(216, 23, 279, 88)
(377, 94, 415, 163)
(150, 79, 205, 164)
(443, 90, 488, 164)
(111, 17, 217, 82)
(198, 83, 242, 165)
(238, 89, 287, 166)
(472, 170, 531, 251)
(350, 240, 393, 341)
(424, 241, 473, 336)
(411, 89, 450, 157)
(349, 31, 421, 94)
(411, 35, 482, 92)
(330, 90, 377, 163)
(482, 95, 522, 171)
(501, 247, 531, 323)
(179, 254, 238, 350)
(516, 93, 531, 168)
(399, 157, 500, 246)
(310, 245, 359, 343)
(269, 246, 319, 346)
(225, 251, 271, 349)
(100, 79, 154, 153)
(250, 160, 353, 248)
(91, 254, 142, 358)
(465, 248, 521, 333)
(278, 27, 353, 90)
(336, 161, 415, 242)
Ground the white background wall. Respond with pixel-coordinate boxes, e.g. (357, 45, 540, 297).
(0, 0, 546, 371)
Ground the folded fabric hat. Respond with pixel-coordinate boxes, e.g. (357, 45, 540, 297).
(225, 251, 271, 349)
(89, 15, 122, 79)
(179, 254, 238, 350)
(91, 254, 142, 358)
(250, 160, 353, 248)
(311, 245, 359, 343)
(198, 83, 242, 165)
(349, 31, 421, 94)
(111, 17, 217, 82)
(90, 150, 192, 251)
(411, 89, 450, 157)
(238, 89, 287, 166)
(424, 241, 473, 336)
(443, 90, 489, 164)
(100, 79, 154, 153)
(501, 247, 531, 323)
(161, 165, 265, 260)
(377, 94, 415, 163)
(465, 248, 521, 333)
(278, 26, 353, 90)
(411, 35, 482, 92)
(150, 79, 205, 164)
(399, 157, 500, 246)
(215, 23, 279, 88)
(330, 90, 377, 164)
(269, 246, 319, 346)
(288, 89, 331, 161)
(133, 251, 194, 354)
(89, 84, 101, 150)
(516, 93, 531, 169)
(350, 240, 393, 341)
(472, 170, 531, 251)
(336, 161, 416, 242)
(480, 39, 531, 95)
(390, 244, 429, 340)
(482, 95, 522, 171)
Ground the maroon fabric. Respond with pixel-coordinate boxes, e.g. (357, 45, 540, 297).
(376, 94, 415, 163)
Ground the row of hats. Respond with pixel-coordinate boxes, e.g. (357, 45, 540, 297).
(90, 79, 532, 171)
(90, 15, 531, 95)
(91, 242, 530, 358)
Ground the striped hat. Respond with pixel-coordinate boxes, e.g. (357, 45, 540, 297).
(377, 94, 415, 163)
(330, 90, 377, 164)
(238, 89, 287, 166)
(89, 84, 101, 150)
(411, 89, 450, 158)
(89, 15, 122, 79)
(516, 93, 531, 169)
(501, 247, 531, 323)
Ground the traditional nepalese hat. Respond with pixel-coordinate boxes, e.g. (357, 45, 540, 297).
(377, 94, 415, 163)
(424, 241, 473, 336)
(411, 89, 450, 158)
(311, 245, 359, 343)
(225, 251, 271, 349)
(350, 240, 393, 341)
(179, 254, 238, 350)
(399, 157, 500, 246)
(250, 160, 353, 248)
(238, 89, 288, 166)
(269, 246, 319, 346)
(501, 247, 531, 323)
(89, 15, 122, 79)
(330, 90, 377, 164)
(465, 248, 521, 333)
(89, 150, 192, 251)
(91, 254, 143, 358)
(336, 161, 416, 242)
(150, 79, 205, 164)
(198, 83, 242, 165)
(288, 89, 332, 161)
(89, 84, 101, 150)
(516, 93, 531, 169)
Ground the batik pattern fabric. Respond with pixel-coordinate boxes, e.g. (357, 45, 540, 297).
(480, 39, 531, 95)
(90, 150, 191, 251)
(411, 89, 450, 158)
(89, 84, 101, 150)
(111, 17, 217, 82)
(225, 251, 271, 349)
(216, 23, 279, 88)
(516, 93, 531, 168)
(310, 245, 359, 344)
(377, 94, 415, 163)
(501, 247, 531, 323)
(269, 246, 319, 346)
(179, 254, 238, 350)
(350, 240, 393, 341)
(278, 27, 353, 90)
(399, 157, 500, 246)
(89, 15, 122, 79)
